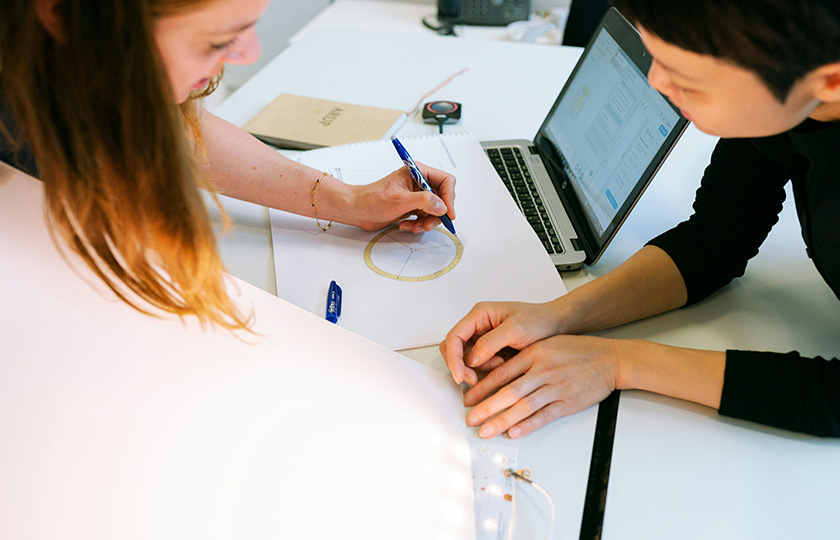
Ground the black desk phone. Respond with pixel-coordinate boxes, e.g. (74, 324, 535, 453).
(438, 0, 531, 26)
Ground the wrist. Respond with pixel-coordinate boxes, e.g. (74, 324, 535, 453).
(315, 174, 356, 226)
(613, 339, 650, 391)
(549, 291, 594, 335)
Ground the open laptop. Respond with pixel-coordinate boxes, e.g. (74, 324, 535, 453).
(483, 7, 688, 270)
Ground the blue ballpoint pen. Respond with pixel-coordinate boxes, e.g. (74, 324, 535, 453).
(390, 136, 457, 235)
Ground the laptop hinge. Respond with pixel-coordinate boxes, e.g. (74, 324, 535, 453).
(571, 238, 583, 252)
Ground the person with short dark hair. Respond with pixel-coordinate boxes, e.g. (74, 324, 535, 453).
(441, 0, 840, 438)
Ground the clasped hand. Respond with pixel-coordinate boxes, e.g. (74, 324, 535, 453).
(440, 301, 620, 439)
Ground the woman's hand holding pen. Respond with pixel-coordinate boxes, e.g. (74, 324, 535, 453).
(348, 162, 456, 233)
(199, 113, 455, 233)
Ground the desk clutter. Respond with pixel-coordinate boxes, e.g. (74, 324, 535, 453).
(268, 132, 567, 350)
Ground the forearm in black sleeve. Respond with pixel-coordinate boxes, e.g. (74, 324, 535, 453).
(719, 350, 840, 437)
(647, 137, 790, 305)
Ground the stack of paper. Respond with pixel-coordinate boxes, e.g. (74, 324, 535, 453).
(270, 132, 567, 350)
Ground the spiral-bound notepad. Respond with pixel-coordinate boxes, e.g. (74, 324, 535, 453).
(268, 132, 567, 350)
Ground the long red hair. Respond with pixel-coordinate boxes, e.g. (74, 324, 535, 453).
(0, 0, 252, 331)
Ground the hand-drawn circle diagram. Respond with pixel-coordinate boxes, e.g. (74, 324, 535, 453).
(363, 225, 463, 282)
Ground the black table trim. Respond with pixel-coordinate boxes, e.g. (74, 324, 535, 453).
(579, 390, 620, 539)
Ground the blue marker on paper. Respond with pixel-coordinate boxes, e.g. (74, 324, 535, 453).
(390, 136, 457, 236)
(325, 280, 342, 324)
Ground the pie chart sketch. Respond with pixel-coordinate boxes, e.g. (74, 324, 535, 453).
(364, 225, 464, 282)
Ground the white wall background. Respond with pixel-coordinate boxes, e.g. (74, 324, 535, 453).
(222, 0, 331, 92)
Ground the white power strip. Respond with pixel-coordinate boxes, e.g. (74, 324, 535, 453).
(470, 442, 519, 540)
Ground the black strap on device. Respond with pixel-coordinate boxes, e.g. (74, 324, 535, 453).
(422, 14, 457, 36)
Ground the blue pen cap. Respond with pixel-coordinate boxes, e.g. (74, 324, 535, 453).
(326, 280, 342, 324)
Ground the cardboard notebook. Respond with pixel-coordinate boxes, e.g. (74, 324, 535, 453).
(243, 93, 406, 150)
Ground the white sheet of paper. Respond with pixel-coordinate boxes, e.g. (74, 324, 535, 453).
(270, 132, 567, 350)
(0, 163, 475, 540)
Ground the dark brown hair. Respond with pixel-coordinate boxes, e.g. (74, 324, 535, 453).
(612, 0, 840, 102)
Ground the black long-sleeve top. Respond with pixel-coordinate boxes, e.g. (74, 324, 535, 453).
(648, 119, 840, 437)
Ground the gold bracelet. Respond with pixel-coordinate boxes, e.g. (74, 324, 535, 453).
(311, 171, 332, 232)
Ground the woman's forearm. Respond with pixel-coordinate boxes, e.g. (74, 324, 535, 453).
(200, 111, 358, 224)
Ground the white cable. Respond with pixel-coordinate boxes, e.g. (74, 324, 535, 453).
(505, 468, 557, 540)
(528, 479, 557, 540)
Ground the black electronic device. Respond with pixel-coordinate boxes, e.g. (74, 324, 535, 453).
(422, 101, 462, 133)
(437, 0, 531, 26)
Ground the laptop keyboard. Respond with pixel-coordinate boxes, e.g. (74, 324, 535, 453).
(486, 147, 565, 254)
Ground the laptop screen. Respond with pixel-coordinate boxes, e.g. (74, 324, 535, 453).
(536, 10, 686, 252)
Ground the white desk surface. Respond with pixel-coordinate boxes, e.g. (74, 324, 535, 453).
(212, 23, 597, 540)
(211, 2, 840, 538)
(0, 164, 477, 540)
